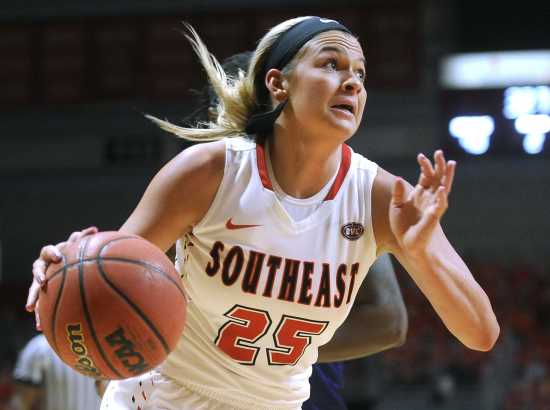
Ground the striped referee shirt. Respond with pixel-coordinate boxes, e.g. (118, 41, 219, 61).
(13, 334, 101, 410)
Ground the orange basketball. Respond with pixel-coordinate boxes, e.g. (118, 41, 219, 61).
(38, 231, 187, 380)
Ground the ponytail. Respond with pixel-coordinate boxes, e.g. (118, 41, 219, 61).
(147, 17, 310, 141)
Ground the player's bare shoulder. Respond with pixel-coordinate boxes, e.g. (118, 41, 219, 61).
(160, 139, 226, 221)
(372, 167, 397, 198)
(120, 140, 226, 248)
(371, 166, 398, 254)
(167, 140, 226, 185)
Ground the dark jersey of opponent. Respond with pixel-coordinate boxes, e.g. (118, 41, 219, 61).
(302, 363, 347, 410)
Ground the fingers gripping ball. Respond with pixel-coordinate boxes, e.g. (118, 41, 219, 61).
(38, 231, 187, 380)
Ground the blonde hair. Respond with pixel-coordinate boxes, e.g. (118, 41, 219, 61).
(146, 17, 311, 141)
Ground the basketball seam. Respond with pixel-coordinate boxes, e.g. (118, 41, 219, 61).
(47, 258, 185, 298)
(78, 236, 123, 379)
(96, 256, 172, 355)
(106, 257, 185, 298)
(97, 235, 186, 299)
(50, 256, 68, 356)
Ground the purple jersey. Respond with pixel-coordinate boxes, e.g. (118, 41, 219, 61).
(303, 363, 347, 410)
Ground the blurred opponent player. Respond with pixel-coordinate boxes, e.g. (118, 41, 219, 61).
(9, 334, 101, 410)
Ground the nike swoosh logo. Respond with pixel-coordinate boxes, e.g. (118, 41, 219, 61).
(225, 218, 262, 230)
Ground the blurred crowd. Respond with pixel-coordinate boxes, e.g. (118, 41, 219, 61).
(1, 260, 549, 409)
(345, 259, 550, 410)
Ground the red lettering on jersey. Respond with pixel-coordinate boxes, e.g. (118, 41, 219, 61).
(346, 263, 360, 304)
(297, 261, 314, 305)
(217, 306, 328, 366)
(222, 246, 244, 286)
(314, 264, 332, 308)
(205, 241, 224, 276)
(278, 259, 300, 302)
(242, 251, 266, 294)
(267, 316, 328, 365)
(203, 243, 360, 309)
(215, 305, 271, 365)
(262, 255, 282, 297)
(333, 264, 347, 307)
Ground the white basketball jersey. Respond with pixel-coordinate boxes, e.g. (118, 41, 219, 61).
(13, 334, 101, 410)
(162, 137, 378, 409)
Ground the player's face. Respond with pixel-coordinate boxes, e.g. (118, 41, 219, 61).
(285, 31, 367, 141)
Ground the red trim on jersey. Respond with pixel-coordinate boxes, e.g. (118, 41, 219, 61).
(256, 143, 352, 200)
(324, 144, 352, 201)
(256, 143, 273, 191)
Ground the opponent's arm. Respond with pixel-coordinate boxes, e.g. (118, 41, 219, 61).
(317, 253, 407, 362)
(373, 151, 499, 351)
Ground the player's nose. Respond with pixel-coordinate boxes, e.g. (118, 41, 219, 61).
(341, 72, 362, 95)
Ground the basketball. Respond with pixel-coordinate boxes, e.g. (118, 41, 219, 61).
(38, 231, 187, 380)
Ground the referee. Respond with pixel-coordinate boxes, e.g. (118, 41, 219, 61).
(10, 334, 101, 410)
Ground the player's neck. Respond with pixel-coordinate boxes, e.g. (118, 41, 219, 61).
(266, 131, 342, 199)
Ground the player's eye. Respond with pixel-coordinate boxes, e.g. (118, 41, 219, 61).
(325, 58, 338, 71)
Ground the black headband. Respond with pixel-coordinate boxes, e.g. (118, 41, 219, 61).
(246, 17, 353, 136)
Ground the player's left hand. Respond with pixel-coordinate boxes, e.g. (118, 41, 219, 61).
(26, 226, 98, 330)
(389, 150, 456, 256)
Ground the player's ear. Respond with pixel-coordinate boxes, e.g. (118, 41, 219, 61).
(265, 69, 288, 103)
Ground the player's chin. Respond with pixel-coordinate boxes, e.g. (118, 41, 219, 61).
(325, 118, 358, 140)
(329, 108, 358, 126)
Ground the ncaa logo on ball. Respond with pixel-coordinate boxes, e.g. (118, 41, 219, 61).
(341, 223, 364, 241)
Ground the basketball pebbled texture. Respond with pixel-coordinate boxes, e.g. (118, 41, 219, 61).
(38, 231, 187, 380)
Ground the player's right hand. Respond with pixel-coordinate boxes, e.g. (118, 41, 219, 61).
(26, 226, 98, 330)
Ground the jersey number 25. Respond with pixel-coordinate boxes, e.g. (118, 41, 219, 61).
(215, 305, 329, 366)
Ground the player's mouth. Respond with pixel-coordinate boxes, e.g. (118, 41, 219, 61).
(330, 104, 355, 118)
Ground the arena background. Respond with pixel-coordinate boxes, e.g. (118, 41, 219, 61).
(1, 0, 549, 408)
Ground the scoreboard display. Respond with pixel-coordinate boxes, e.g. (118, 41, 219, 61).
(439, 51, 550, 157)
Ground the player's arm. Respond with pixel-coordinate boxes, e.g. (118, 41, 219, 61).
(118, 140, 226, 249)
(373, 152, 499, 351)
(317, 254, 407, 362)
(26, 140, 226, 323)
(8, 384, 43, 410)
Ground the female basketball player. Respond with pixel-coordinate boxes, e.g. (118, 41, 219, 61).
(27, 16, 499, 410)
(187, 50, 407, 410)
(198, 51, 406, 410)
